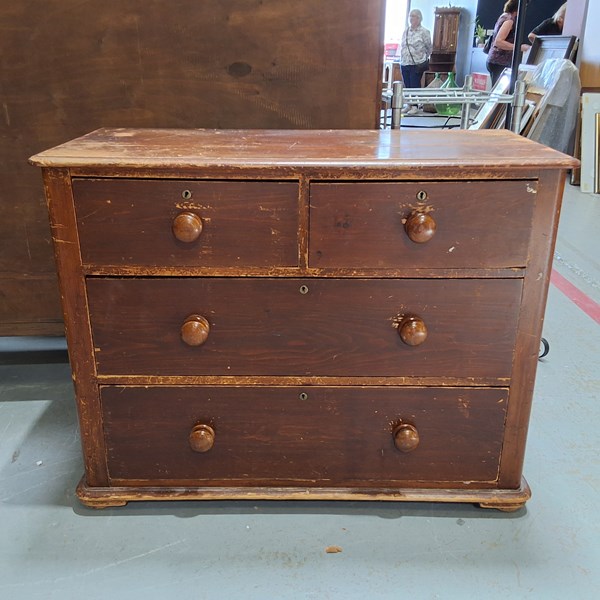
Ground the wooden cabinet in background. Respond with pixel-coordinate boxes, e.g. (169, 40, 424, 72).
(432, 7, 461, 52)
(429, 7, 461, 75)
(30, 128, 576, 510)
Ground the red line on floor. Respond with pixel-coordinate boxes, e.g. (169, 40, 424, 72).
(551, 269, 600, 325)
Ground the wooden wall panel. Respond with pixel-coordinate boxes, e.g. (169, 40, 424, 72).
(574, 0, 600, 90)
(0, 0, 384, 335)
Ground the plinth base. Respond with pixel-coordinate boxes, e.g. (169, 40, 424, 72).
(77, 477, 531, 512)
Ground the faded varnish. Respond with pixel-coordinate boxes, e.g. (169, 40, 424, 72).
(30, 128, 578, 510)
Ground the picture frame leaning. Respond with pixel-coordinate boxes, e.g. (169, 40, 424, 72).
(526, 35, 578, 66)
(468, 70, 511, 130)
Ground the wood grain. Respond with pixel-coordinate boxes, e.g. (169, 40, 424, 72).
(76, 477, 532, 510)
(73, 179, 299, 268)
(0, 277, 63, 335)
(42, 169, 108, 486)
(30, 128, 576, 508)
(3, 1, 384, 333)
(309, 180, 537, 269)
(101, 385, 508, 485)
(499, 170, 568, 487)
(86, 277, 522, 378)
(30, 129, 579, 171)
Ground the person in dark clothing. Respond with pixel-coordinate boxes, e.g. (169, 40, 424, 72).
(528, 3, 567, 43)
(486, 0, 531, 87)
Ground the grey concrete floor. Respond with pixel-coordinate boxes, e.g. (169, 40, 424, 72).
(1, 183, 598, 599)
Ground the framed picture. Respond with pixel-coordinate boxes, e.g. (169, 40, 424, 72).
(526, 35, 578, 66)
(468, 69, 511, 130)
(518, 100, 537, 135)
(580, 93, 600, 195)
(491, 104, 508, 129)
(517, 63, 537, 84)
(491, 99, 536, 132)
(595, 113, 600, 195)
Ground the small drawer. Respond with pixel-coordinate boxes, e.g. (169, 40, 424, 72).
(72, 178, 299, 268)
(309, 180, 536, 269)
(87, 277, 521, 379)
(102, 385, 507, 486)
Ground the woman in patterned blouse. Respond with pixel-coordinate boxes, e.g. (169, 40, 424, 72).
(400, 9, 432, 115)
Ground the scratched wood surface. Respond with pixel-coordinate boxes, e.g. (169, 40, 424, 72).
(86, 277, 522, 378)
(31, 128, 577, 508)
(73, 178, 300, 268)
(309, 179, 537, 269)
(1, 1, 384, 334)
(30, 128, 577, 170)
(101, 385, 507, 485)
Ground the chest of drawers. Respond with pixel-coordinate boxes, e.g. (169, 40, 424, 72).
(30, 128, 576, 510)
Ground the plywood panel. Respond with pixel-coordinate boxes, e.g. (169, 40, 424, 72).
(0, 1, 384, 334)
(577, 0, 600, 89)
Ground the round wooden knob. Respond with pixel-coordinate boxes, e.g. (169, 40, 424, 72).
(172, 211, 203, 243)
(398, 315, 427, 346)
(393, 422, 420, 453)
(405, 212, 436, 243)
(189, 424, 215, 453)
(181, 314, 210, 346)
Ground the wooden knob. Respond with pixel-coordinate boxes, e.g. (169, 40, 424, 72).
(189, 424, 215, 453)
(181, 314, 210, 346)
(398, 315, 427, 346)
(393, 422, 420, 453)
(172, 211, 203, 243)
(405, 211, 436, 243)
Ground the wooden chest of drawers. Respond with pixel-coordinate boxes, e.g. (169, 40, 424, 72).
(30, 128, 576, 510)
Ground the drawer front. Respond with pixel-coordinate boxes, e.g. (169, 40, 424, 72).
(88, 277, 521, 378)
(309, 180, 536, 268)
(102, 386, 507, 485)
(72, 179, 299, 268)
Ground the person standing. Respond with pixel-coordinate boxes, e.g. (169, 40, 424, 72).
(400, 8, 432, 114)
(486, 0, 530, 87)
(528, 3, 567, 43)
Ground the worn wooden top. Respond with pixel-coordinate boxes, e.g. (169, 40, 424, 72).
(29, 128, 578, 171)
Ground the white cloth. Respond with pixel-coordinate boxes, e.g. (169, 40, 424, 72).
(527, 59, 581, 154)
(400, 25, 432, 66)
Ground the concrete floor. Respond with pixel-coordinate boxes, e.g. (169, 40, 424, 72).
(1, 183, 598, 599)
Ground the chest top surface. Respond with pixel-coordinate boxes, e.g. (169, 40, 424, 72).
(29, 128, 577, 171)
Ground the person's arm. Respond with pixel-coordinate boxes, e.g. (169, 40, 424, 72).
(495, 19, 530, 53)
(423, 28, 432, 56)
(528, 19, 550, 44)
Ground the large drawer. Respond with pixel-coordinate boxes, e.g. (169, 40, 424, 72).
(72, 179, 299, 268)
(87, 277, 522, 378)
(309, 180, 536, 269)
(102, 386, 507, 485)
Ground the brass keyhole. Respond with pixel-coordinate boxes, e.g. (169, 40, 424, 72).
(181, 190, 193, 200)
(299, 392, 308, 401)
(416, 190, 428, 201)
(299, 285, 309, 295)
